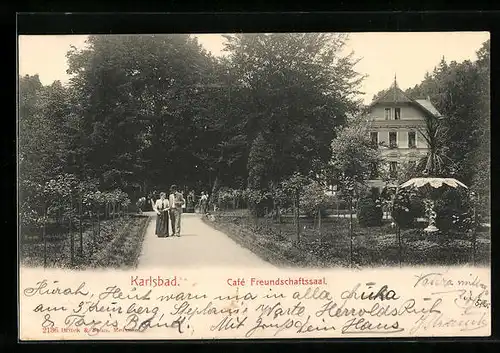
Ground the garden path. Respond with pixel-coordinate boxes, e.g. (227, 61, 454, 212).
(137, 212, 275, 269)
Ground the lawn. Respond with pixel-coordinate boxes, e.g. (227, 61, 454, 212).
(205, 209, 490, 268)
(20, 214, 150, 269)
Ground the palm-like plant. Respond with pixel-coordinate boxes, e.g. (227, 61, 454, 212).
(417, 114, 457, 177)
(402, 114, 467, 233)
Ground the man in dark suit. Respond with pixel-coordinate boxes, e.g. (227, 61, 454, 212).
(168, 185, 185, 237)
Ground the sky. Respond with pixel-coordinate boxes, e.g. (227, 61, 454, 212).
(18, 32, 489, 104)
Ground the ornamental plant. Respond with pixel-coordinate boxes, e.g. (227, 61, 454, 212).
(357, 189, 383, 227)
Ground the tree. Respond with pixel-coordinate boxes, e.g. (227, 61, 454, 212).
(192, 56, 248, 198)
(404, 41, 490, 188)
(66, 35, 219, 194)
(329, 123, 380, 190)
(471, 39, 490, 217)
(19, 75, 74, 231)
(222, 33, 365, 215)
(372, 88, 389, 101)
(329, 122, 380, 265)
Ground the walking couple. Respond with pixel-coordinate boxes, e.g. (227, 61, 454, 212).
(154, 185, 185, 238)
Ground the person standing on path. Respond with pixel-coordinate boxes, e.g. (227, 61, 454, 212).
(169, 185, 185, 237)
(199, 191, 208, 215)
(154, 192, 170, 237)
(136, 196, 146, 214)
(187, 190, 195, 213)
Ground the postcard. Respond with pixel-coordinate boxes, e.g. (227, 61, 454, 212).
(18, 31, 491, 340)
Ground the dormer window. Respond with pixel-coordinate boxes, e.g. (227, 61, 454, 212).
(384, 108, 392, 120)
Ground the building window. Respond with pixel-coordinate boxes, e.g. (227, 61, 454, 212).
(384, 108, 392, 120)
(389, 132, 398, 148)
(394, 107, 401, 120)
(370, 132, 378, 146)
(408, 131, 416, 148)
(389, 161, 398, 179)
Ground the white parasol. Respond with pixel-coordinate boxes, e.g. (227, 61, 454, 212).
(398, 177, 468, 233)
(399, 177, 468, 190)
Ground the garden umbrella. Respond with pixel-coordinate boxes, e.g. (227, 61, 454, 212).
(399, 177, 468, 232)
(399, 177, 468, 190)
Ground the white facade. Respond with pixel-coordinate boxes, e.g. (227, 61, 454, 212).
(365, 80, 441, 189)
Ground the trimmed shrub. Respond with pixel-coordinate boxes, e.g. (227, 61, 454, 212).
(357, 190, 383, 227)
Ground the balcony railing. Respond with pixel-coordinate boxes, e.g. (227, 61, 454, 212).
(369, 119, 426, 129)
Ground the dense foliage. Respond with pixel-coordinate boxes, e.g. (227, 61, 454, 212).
(357, 189, 383, 227)
(404, 42, 489, 211)
(329, 122, 381, 202)
(20, 34, 365, 224)
(300, 181, 334, 218)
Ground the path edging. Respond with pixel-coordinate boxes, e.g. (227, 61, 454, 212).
(133, 215, 153, 269)
(201, 217, 300, 268)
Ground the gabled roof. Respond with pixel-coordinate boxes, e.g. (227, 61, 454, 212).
(371, 85, 413, 105)
(414, 99, 442, 117)
(368, 77, 442, 118)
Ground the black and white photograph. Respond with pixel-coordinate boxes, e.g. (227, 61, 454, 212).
(17, 29, 491, 340)
(19, 32, 490, 270)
